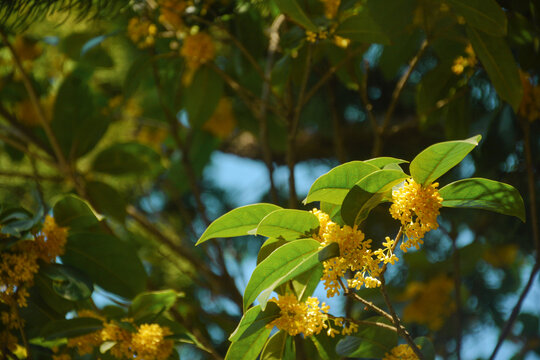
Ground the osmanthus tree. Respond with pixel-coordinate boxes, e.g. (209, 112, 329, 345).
(0, 0, 538, 359)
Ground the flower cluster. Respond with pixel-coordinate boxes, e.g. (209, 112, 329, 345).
(519, 70, 540, 123)
(305, 30, 328, 43)
(158, 0, 188, 31)
(127, 17, 158, 48)
(268, 294, 329, 336)
(451, 44, 477, 75)
(402, 274, 455, 331)
(312, 210, 390, 296)
(61, 311, 174, 360)
(180, 32, 215, 70)
(383, 344, 420, 360)
(320, 0, 341, 19)
(389, 178, 443, 251)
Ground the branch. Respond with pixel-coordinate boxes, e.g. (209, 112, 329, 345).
(520, 118, 539, 258)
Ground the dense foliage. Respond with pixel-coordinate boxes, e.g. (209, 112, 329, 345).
(0, 0, 539, 359)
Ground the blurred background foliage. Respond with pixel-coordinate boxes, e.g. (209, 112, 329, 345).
(0, 0, 539, 359)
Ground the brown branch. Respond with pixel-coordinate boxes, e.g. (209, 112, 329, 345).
(489, 263, 540, 360)
(520, 118, 539, 258)
(346, 291, 394, 322)
(380, 280, 424, 359)
(327, 314, 398, 332)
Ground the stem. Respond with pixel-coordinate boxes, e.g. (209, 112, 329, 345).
(380, 280, 424, 359)
(346, 292, 394, 322)
(488, 263, 540, 360)
(520, 118, 539, 258)
(373, 39, 428, 157)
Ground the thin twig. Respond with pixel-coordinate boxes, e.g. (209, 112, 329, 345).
(380, 279, 424, 359)
(520, 118, 539, 257)
(346, 291, 394, 322)
(373, 39, 428, 157)
(327, 314, 398, 332)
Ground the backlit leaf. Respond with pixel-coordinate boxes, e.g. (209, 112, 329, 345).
(252, 209, 319, 241)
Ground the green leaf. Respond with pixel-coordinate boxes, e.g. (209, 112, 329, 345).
(448, 0, 506, 36)
(341, 169, 409, 226)
(309, 332, 341, 360)
(0, 206, 43, 237)
(51, 71, 109, 159)
(336, 317, 397, 357)
(41, 263, 94, 301)
(86, 180, 127, 222)
(226, 303, 280, 360)
(291, 266, 324, 302)
(92, 142, 162, 176)
(261, 331, 294, 360)
(467, 26, 523, 112)
(410, 135, 481, 186)
(196, 204, 281, 245)
(252, 209, 319, 241)
(304, 161, 379, 205)
(366, 0, 416, 41)
(62, 233, 147, 299)
(53, 194, 99, 229)
(257, 237, 288, 264)
(365, 157, 408, 169)
(244, 240, 338, 311)
(272, 0, 318, 32)
(40, 317, 103, 340)
(335, 11, 391, 45)
(130, 290, 181, 320)
(185, 66, 224, 128)
(440, 178, 525, 221)
(415, 337, 436, 360)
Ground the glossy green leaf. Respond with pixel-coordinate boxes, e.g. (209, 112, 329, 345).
(341, 170, 408, 226)
(130, 290, 181, 320)
(53, 194, 99, 229)
(185, 66, 224, 128)
(336, 317, 397, 357)
(291, 266, 324, 302)
(0, 206, 43, 237)
(62, 233, 147, 299)
(92, 142, 162, 176)
(257, 237, 288, 264)
(252, 209, 319, 241)
(261, 331, 294, 360)
(272, 0, 318, 32)
(448, 0, 506, 36)
(40, 317, 103, 340)
(365, 157, 408, 169)
(86, 180, 127, 222)
(410, 135, 481, 186)
(244, 240, 337, 311)
(226, 303, 280, 360)
(440, 178, 525, 221)
(41, 263, 94, 301)
(304, 161, 379, 205)
(197, 204, 281, 245)
(415, 337, 436, 360)
(467, 26, 523, 112)
(310, 332, 340, 360)
(335, 11, 391, 45)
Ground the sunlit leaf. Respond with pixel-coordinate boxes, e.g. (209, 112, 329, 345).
(410, 135, 481, 186)
(257, 237, 288, 264)
(197, 204, 281, 245)
(365, 157, 408, 169)
(304, 161, 379, 205)
(53, 194, 99, 230)
(130, 290, 181, 320)
(341, 169, 408, 226)
(440, 178, 525, 221)
(336, 317, 397, 357)
(260, 331, 294, 360)
(251, 209, 319, 241)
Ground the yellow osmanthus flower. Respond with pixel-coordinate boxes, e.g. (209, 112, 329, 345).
(67, 329, 102, 356)
(320, 0, 341, 19)
(305, 30, 329, 43)
(383, 344, 420, 360)
(37, 215, 68, 262)
(451, 44, 476, 75)
(518, 70, 540, 123)
(132, 323, 174, 360)
(127, 17, 158, 49)
(311, 210, 383, 297)
(333, 35, 350, 48)
(203, 97, 237, 139)
(402, 274, 454, 331)
(389, 178, 443, 252)
(180, 32, 215, 70)
(101, 321, 135, 359)
(267, 293, 329, 337)
(159, 0, 188, 31)
(0, 330, 18, 355)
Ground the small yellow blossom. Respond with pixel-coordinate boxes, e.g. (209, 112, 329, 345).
(159, 0, 188, 30)
(180, 32, 215, 70)
(132, 323, 174, 360)
(101, 321, 135, 359)
(451, 44, 476, 75)
(320, 0, 341, 19)
(267, 294, 329, 337)
(306, 31, 317, 43)
(402, 274, 454, 331)
(312, 210, 382, 297)
(128, 17, 158, 49)
(333, 35, 350, 48)
(389, 178, 443, 251)
(203, 97, 237, 139)
(37, 215, 68, 262)
(383, 344, 420, 360)
(67, 330, 102, 356)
